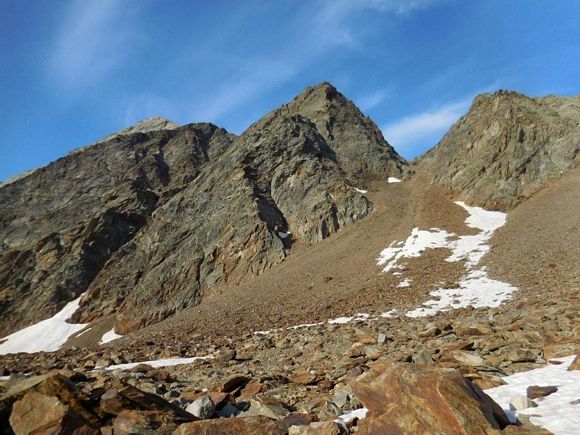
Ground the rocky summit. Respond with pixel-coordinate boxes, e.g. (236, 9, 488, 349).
(0, 83, 578, 434)
(417, 90, 580, 209)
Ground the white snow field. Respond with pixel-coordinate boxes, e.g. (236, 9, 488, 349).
(99, 328, 123, 344)
(486, 356, 580, 434)
(378, 201, 517, 317)
(0, 294, 87, 355)
(103, 356, 214, 371)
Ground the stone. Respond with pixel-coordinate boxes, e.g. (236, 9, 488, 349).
(509, 394, 537, 411)
(185, 396, 215, 419)
(526, 385, 558, 399)
(174, 416, 285, 435)
(243, 396, 290, 420)
(215, 403, 239, 418)
(112, 410, 180, 435)
(219, 375, 249, 393)
(130, 363, 154, 373)
(567, 355, 580, 371)
(288, 420, 343, 434)
(451, 350, 487, 367)
(412, 347, 434, 365)
(349, 363, 510, 433)
(9, 391, 97, 435)
(290, 373, 318, 385)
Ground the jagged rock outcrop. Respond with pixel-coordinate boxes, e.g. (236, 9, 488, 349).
(0, 123, 234, 335)
(262, 82, 408, 180)
(0, 83, 406, 336)
(417, 90, 580, 209)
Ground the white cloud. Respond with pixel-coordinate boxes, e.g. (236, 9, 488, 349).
(381, 96, 472, 152)
(189, 0, 447, 123)
(356, 89, 390, 111)
(48, 0, 138, 91)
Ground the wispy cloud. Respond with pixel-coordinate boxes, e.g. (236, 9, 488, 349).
(381, 96, 472, 154)
(48, 0, 138, 91)
(189, 0, 447, 124)
(356, 89, 390, 111)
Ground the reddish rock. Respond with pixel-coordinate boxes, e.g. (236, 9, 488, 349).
(113, 410, 179, 435)
(9, 391, 97, 435)
(219, 375, 249, 393)
(290, 373, 318, 385)
(567, 355, 580, 371)
(239, 379, 264, 399)
(349, 363, 510, 434)
(174, 416, 285, 434)
(288, 420, 342, 434)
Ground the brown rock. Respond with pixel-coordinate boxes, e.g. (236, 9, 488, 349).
(219, 375, 249, 393)
(288, 420, 342, 435)
(239, 379, 263, 399)
(567, 355, 580, 371)
(349, 363, 510, 434)
(130, 363, 154, 373)
(174, 416, 285, 434)
(10, 391, 97, 435)
(526, 385, 558, 399)
(290, 373, 318, 385)
(113, 410, 179, 435)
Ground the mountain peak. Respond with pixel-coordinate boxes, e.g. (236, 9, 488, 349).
(113, 116, 180, 137)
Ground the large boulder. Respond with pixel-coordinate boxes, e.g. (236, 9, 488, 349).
(9, 391, 97, 435)
(174, 416, 286, 435)
(349, 363, 510, 434)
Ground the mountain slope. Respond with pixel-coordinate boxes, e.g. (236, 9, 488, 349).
(0, 123, 234, 335)
(0, 83, 407, 336)
(416, 90, 580, 209)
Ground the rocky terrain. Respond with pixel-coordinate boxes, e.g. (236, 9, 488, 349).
(417, 90, 580, 209)
(0, 83, 579, 434)
(0, 83, 405, 336)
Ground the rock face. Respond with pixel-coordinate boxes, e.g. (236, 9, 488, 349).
(0, 82, 406, 336)
(417, 90, 580, 209)
(349, 363, 510, 434)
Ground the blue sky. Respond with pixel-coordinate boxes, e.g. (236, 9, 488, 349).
(1, 0, 579, 182)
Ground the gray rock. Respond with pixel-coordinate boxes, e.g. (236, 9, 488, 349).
(185, 396, 215, 419)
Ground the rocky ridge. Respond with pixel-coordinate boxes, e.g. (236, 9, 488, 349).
(0, 83, 405, 336)
(417, 90, 580, 209)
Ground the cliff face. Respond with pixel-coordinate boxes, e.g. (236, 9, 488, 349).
(0, 83, 407, 335)
(416, 91, 580, 209)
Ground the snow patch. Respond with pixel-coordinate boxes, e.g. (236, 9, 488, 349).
(0, 376, 10, 381)
(486, 356, 580, 434)
(377, 228, 452, 272)
(329, 313, 371, 324)
(336, 407, 368, 426)
(387, 177, 401, 183)
(376, 201, 516, 317)
(0, 294, 88, 355)
(354, 188, 368, 194)
(103, 356, 214, 371)
(397, 278, 412, 288)
(406, 269, 516, 317)
(99, 328, 123, 344)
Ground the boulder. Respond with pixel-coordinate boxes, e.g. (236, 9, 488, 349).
(349, 363, 510, 434)
(9, 391, 97, 435)
(185, 396, 215, 419)
(174, 416, 286, 434)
